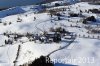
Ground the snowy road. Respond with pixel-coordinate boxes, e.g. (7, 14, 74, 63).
(47, 36, 76, 57)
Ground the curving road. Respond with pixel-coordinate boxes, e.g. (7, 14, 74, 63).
(47, 36, 76, 57)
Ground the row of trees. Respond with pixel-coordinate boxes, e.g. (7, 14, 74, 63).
(89, 9, 100, 13)
(77, 34, 100, 39)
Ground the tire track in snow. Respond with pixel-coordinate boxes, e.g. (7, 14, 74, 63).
(34, 15, 56, 33)
(7, 45, 11, 64)
(35, 19, 51, 33)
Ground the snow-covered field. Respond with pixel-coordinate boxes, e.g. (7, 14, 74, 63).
(0, 1, 100, 66)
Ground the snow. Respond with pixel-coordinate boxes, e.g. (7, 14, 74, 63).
(17, 43, 67, 65)
(0, 44, 19, 66)
(50, 38, 100, 66)
(0, 1, 100, 66)
(0, 4, 45, 18)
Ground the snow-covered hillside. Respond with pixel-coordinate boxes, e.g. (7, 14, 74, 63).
(64, 0, 80, 4)
(0, 0, 80, 9)
(0, 1, 100, 66)
(0, 0, 43, 9)
(0, 5, 45, 18)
